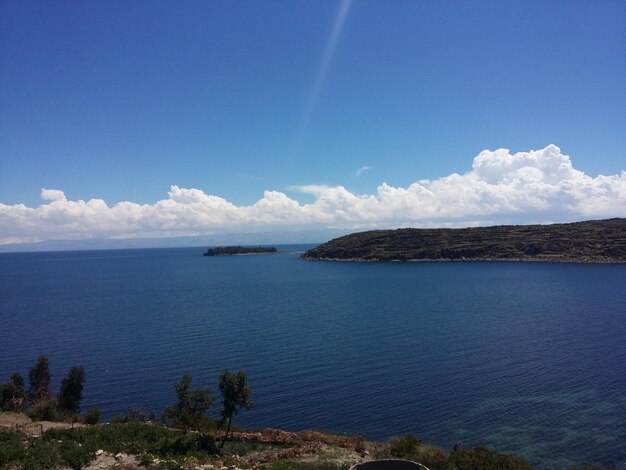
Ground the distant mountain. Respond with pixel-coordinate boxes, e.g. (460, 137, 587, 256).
(302, 218, 626, 262)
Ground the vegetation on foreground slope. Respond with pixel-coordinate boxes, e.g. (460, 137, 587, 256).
(0, 420, 544, 470)
(302, 218, 626, 262)
(0, 357, 612, 470)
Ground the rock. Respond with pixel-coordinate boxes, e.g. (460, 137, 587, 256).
(114, 452, 127, 460)
(95, 449, 104, 456)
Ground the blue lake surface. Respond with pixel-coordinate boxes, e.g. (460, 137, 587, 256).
(0, 246, 625, 469)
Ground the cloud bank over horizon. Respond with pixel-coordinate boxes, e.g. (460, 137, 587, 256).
(1, 145, 625, 245)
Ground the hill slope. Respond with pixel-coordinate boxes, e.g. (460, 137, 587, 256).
(302, 219, 626, 262)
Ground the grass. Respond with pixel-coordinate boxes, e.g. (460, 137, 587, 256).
(262, 461, 350, 470)
(1, 424, 613, 470)
(1, 428, 88, 470)
(0, 423, 217, 470)
(0, 423, 292, 470)
(221, 439, 289, 456)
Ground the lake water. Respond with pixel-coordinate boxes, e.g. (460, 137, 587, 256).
(0, 246, 624, 469)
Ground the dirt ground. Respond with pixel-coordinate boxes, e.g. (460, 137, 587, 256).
(0, 411, 82, 436)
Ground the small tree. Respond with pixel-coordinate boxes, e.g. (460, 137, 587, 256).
(28, 355, 51, 402)
(0, 373, 25, 411)
(218, 369, 252, 449)
(163, 373, 216, 450)
(11, 373, 24, 392)
(58, 366, 85, 413)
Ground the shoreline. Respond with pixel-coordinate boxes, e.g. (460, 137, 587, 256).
(301, 256, 626, 264)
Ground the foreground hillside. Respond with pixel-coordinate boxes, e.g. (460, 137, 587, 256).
(302, 218, 626, 262)
(0, 412, 539, 470)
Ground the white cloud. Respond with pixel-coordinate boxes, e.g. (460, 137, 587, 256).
(1, 145, 625, 244)
(40, 188, 67, 202)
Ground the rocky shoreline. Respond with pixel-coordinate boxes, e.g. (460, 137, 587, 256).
(302, 256, 626, 263)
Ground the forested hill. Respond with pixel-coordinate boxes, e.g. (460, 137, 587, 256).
(203, 246, 277, 256)
(302, 218, 626, 262)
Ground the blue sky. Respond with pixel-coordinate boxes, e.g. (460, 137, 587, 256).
(1, 0, 625, 245)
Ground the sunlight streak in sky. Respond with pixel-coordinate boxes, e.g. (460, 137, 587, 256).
(288, 0, 352, 159)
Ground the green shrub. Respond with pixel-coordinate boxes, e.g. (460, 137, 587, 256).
(416, 446, 447, 469)
(448, 445, 532, 470)
(21, 438, 63, 470)
(59, 440, 92, 470)
(388, 434, 422, 458)
(110, 414, 128, 424)
(83, 408, 102, 425)
(28, 399, 61, 421)
(0, 430, 26, 467)
(221, 439, 287, 456)
(265, 462, 349, 470)
(111, 408, 156, 424)
(383, 434, 447, 470)
(140, 452, 155, 467)
(44, 422, 217, 459)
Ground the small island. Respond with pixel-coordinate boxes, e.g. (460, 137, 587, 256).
(203, 246, 278, 256)
(302, 218, 626, 262)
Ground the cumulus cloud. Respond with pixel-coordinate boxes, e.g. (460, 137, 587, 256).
(40, 188, 67, 202)
(1, 145, 625, 244)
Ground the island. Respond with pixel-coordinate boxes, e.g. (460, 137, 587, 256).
(302, 218, 626, 262)
(203, 246, 278, 256)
